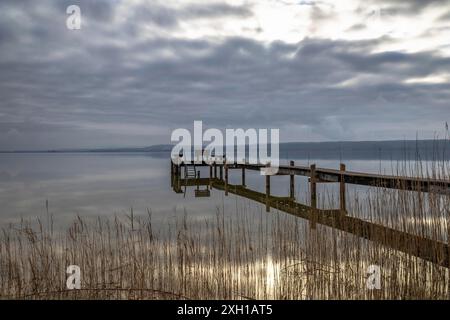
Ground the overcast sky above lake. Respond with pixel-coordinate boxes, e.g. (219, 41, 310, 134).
(0, 0, 449, 150)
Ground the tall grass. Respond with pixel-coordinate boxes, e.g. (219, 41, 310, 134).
(0, 159, 449, 299)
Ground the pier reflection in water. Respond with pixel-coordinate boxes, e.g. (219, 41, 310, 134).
(171, 161, 450, 269)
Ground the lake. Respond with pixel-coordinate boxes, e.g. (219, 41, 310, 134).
(0, 152, 439, 227)
(0, 152, 448, 299)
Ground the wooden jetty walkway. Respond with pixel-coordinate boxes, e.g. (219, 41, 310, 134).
(221, 162, 450, 193)
(172, 160, 450, 208)
(170, 160, 450, 269)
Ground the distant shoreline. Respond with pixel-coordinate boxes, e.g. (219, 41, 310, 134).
(1, 139, 448, 153)
(1, 140, 449, 160)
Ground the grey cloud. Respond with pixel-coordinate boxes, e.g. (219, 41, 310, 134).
(0, 0, 449, 149)
(365, 0, 450, 15)
(346, 23, 367, 32)
(385, 0, 450, 9)
(439, 10, 450, 20)
(131, 5, 179, 29)
(129, 2, 253, 30)
(182, 3, 253, 19)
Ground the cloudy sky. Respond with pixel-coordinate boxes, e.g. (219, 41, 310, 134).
(0, 0, 449, 149)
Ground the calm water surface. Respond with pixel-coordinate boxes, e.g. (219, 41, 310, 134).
(0, 152, 439, 227)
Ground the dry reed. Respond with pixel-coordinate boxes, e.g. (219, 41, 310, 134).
(0, 159, 449, 300)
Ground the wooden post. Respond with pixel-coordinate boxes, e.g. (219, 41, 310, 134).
(266, 163, 271, 212)
(242, 166, 246, 187)
(170, 160, 174, 187)
(209, 164, 213, 189)
(310, 164, 317, 229)
(220, 164, 223, 180)
(224, 161, 228, 196)
(289, 160, 295, 200)
(174, 163, 178, 180)
(196, 171, 200, 191)
(340, 163, 346, 214)
(310, 164, 317, 208)
(176, 164, 181, 191)
(214, 162, 217, 178)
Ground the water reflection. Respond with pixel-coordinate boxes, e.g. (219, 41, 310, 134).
(0, 153, 449, 299)
(0, 153, 447, 225)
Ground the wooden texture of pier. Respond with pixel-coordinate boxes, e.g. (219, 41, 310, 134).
(215, 162, 450, 194)
(171, 160, 450, 269)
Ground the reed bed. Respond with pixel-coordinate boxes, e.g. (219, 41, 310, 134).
(0, 159, 449, 300)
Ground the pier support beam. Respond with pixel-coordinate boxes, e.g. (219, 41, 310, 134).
(242, 166, 246, 187)
(176, 164, 181, 191)
(174, 163, 178, 178)
(196, 171, 200, 191)
(266, 164, 271, 212)
(209, 164, 213, 189)
(340, 163, 346, 214)
(225, 162, 228, 196)
(170, 161, 174, 187)
(220, 165, 223, 180)
(214, 162, 217, 178)
(310, 164, 317, 229)
(289, 160, 295, 200)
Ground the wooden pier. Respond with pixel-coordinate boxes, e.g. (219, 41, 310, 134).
(170, 160, 450, 269)
(172, 160, 450, 209)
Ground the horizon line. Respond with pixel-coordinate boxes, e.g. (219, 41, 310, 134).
(1, 138, 449, 153)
